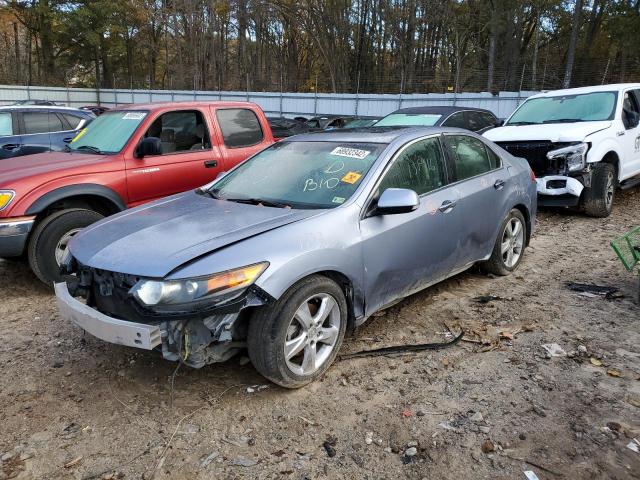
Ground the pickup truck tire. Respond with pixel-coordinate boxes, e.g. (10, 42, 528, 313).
(27, 208, 104, 286)
(583, 163, 616, 218)
(481, 209, 527, 276)
(247, 275, 347, 388)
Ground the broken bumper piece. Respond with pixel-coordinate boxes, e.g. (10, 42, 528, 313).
(536, 175, 584, 207)
(55, 282, 162, 350)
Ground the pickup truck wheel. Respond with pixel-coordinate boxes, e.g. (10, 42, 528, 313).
(247, 275, 347, 388)
(27, 208, 104, 286)
(481, 209, 527, 276)
(583, 163, 616, 218)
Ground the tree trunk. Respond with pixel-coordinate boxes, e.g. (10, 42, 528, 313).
(563, 0, 583, 88)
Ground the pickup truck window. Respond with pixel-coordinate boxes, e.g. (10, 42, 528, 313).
(23, 111, 64, 134)
(144, 110, 211, 154)
(507, 91, 617, 125)
(69, 110, 147, 154)
(0, 113, 12, 136)
(216, 108, 264, 148)
(622, 91, 640, 129)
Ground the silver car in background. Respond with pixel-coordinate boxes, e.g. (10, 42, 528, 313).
(56, 127, 537, 388)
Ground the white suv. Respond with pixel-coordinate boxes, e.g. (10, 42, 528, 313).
(484, 84, 640, 217)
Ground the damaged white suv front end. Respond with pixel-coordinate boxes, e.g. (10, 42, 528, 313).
(485, 84, 640, 217)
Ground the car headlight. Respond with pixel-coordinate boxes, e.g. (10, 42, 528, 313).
(546, 143, 588, 172)
(130, 262, 268, 307)
(0, 190, 15, 211)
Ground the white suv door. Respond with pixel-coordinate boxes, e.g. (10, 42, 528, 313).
(618, 88, 640, 180)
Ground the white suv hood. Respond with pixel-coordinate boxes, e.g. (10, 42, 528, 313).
(484, 121, 611, 143)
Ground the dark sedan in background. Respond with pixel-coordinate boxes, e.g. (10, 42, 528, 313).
(0, 105, 94, 159)
(376, 106, 500, 133)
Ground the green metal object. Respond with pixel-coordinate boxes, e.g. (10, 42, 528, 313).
(611, 227, 640, 272)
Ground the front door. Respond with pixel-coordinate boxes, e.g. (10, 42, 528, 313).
(126, 109, 223, 205)
(359, 135, 459, 315)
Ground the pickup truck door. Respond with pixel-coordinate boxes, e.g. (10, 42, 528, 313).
(0, 111, 22, 159)
(126, 109, 223, 205)
(209, 106, 271, 172)
(619, 89, 640, 180)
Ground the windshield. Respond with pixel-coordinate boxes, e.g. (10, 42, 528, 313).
(210, 141, 387, 209)
(376, 113, 442, 127)
(507, 92, 617, 125)
(69, 110, 147, 153)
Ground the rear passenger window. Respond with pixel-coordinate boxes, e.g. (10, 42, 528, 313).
(442, 112, 466, 129)
(216, 109, 264, 148)
(447, 135, 496, 181)
(143, 110, 211, 154)
(379, 137, 446, 195)
(62, 114, 84, 129)
(23, 111, 64, 134)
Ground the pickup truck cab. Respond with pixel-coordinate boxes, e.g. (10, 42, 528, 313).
(0, 101, 274, 284)
(484, 84, 640, 217)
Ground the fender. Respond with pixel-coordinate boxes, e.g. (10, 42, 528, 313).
(585, 136, 625, 176)
(25, 183, 127, 215)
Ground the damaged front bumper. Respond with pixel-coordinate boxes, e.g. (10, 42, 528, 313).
(536, 174, 588, 207)
(54, 280, 271, 368)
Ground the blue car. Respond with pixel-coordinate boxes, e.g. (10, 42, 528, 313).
(56, 127, 537, 388)
(0, 105, 94, 160)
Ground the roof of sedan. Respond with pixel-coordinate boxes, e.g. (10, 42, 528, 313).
(284, 126, 451, 143)
(390, 105, 493, 115)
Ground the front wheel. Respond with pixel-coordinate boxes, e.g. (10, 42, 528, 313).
(481, 209, 527, 276)
(27, 208, 104, 286)
(247, 275, 347, 388)
(583, 162, 616, 218)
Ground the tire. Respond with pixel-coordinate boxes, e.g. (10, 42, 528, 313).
(247, 275, 348, 388)
(481, 209, 527, 276)
(27, 208, 104, 286)
(583, 163, 616, 218)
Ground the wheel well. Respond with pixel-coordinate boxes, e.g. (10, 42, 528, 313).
(513, 204, 532, 246)
(35, 194, 122, 221)
(315, 270, 358, 331)
(600, 151, 620, 180)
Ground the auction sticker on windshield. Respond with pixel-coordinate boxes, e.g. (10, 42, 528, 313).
(123, 112, 147, 120)
(341, 171, 362, 184)
(331, 146, 370, 160)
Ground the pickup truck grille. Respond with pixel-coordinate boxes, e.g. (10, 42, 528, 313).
(495, 141, 574, 176)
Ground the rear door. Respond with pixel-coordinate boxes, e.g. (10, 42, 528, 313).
(0, 110, 22, 159)
(442, 134, 508, 268)
(620, 89, 640, 179)
(211, 107, 268, 171)
(18, 109, 72, 156)
(126, 109, 223, 205)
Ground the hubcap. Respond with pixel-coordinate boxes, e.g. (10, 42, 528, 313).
(605, 171, 615, 208)
(501, 217, 524, 269)
(55, 228, 82, 266)
(284, 293, 341, 376)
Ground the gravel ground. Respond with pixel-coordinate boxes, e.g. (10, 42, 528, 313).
(1, 189, 639, 480)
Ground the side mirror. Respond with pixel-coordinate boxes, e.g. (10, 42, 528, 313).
(376, 188, 419, 215)
(495, 119, 505, 127)
(135, 137, 162, 158)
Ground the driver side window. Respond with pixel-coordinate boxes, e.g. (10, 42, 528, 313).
(143, 110, 211, 154)
(378, 137, 447, 196)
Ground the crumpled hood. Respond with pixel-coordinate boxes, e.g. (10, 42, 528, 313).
(69, 191, 320, 277)
(484, 121, 611, 143)
(0, 151, 117, 186)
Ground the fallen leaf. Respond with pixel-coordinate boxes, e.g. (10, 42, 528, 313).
(590, 358, 602, 366)
(401, 409, 413, 418)
(500, 331, 514, 340)
(64, 456, 83, 468)
(442, 357, 449, 367)
(626, 396, 640, 408)
(607, 369, 622, 378)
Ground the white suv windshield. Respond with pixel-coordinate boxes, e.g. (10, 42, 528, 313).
(211, 141, 387, 209)
(507, 91, 617, 125)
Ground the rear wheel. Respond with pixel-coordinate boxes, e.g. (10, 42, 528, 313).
(481, 209, 527, 276)
(583, 162, 616, 218)
(247, 275, 347, 388)
(27, 208, 103, 286)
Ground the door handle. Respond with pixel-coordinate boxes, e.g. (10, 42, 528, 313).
(2, 144, 20, 150)
(438, 200, 457, 213)
(494, 179, 505, 190)
(204, 160, 218, 168)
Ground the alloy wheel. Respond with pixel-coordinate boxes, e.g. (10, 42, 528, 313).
(501, 217, 524, 268)
(54, 228, 82, 266)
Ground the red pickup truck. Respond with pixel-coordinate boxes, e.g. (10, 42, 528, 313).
(0, 101, 274, 284)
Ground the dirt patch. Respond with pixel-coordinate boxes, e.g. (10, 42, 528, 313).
(1, 190, 639, 479)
